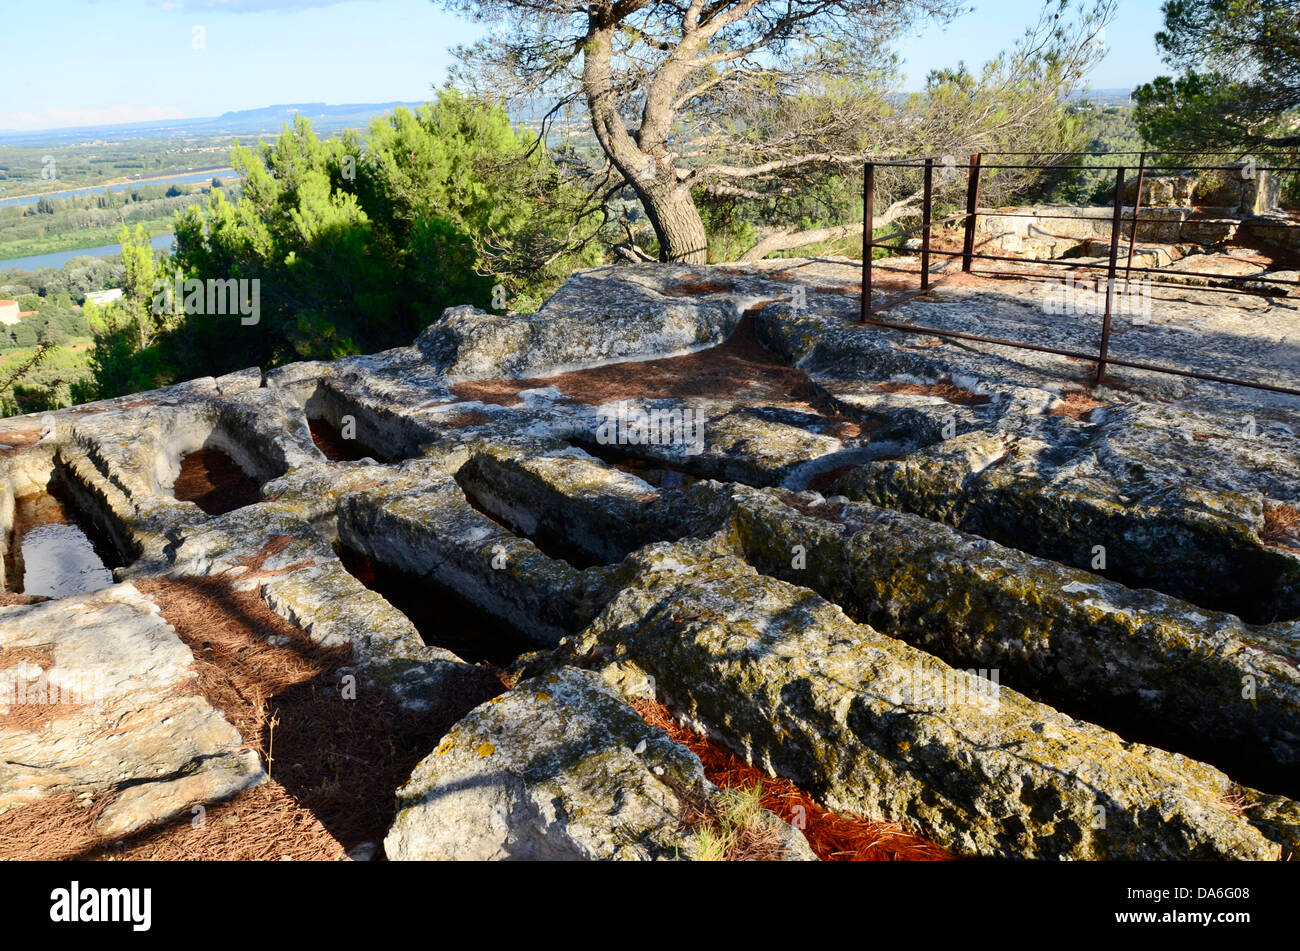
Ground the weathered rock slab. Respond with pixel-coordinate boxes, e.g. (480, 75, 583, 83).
(715, 483, 1300, 791)
(416, 266, 743, 381)
(574, 539, 1289, 860)
(385, 666, 814, 861)
(0, 583, 264, 839)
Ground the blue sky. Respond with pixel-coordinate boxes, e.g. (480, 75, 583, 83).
(895, 1, 1166, 90)
(1, 0, 1169, 132)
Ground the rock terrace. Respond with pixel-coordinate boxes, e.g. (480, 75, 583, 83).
(1, 258, 1297, 860)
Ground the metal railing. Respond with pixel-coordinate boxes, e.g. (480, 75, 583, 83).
(859, 152, 1300, 396)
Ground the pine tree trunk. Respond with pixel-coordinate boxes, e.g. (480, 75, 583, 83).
(635, 181, 709, 264)
(582, 22, 708, 264)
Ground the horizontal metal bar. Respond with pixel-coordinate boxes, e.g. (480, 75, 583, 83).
(959, 265, 1285, 298)
(975, 164, 1127, 171)
(897, 246, 1300, 286)
(867, 161, 1300, 175)
(871, 258, 1170, 292)
(974, 163, 1300, 173)
(864, 154, 940, 163)
(982, 149, 1300, 155)
(862, 247, 1290, 297)
(1144, 165, 1300, 173)
(971, 210, 1139, 222)
(854, 315, 1300, 396)
(868, 211, 967, 242)
(865, 162, 943, 169)
(969, 209, 1256, 226)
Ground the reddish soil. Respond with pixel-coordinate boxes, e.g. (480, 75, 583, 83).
(13, 491, 71, 529)
(871, 377, 992, 406)
(83, 782, 346, 861)
(1229, 238, 1300, 271)
(134, 574, 347, 747)
(309, 418, 352, 462)
(1047, 387, 1108, 421)
(0, 643, 53, 670)
(308, 418, 386, 463)
(860, 227, 1144, 297)
(1262, 504, 1300, 551)
(863, 227, 1003, 291)
(0, 593, 47, 606)
(0, 427, 45, 456)
(0, 546, 483, 860)
(450, 316, 834, 414)
(806, 465, 861, 495)
(0, 793, 105, 860)
(0, 572, 328, 859)
(173, 449, 261, 515)
(632, 697, 950, 861)
(0, 782, 346, 862)
(436, 409, 497, 428)
(135, 569, 467, 851)
(0, 640, 88, 733)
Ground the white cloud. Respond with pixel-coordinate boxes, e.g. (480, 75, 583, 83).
(0, 105, 188, 132)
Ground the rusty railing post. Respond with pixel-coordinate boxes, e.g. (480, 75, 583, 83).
(1096, 165, 1126, 384)
(1124, 150, 1147, 289)
(921, 158, 933, 290)
(960, 152, 982, 272)
(861, 161, 874, 321)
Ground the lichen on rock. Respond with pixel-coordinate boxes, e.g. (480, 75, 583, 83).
(570, 538, 1290, 860)
(384, 666, 813, 860)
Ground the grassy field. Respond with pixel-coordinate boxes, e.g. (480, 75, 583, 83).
(0, 218, 175, 262)
(0, 141, 243, 266)
(0, 337, 96, 416)
(0, 138, 237, 198)
(0, 336, 95, 374)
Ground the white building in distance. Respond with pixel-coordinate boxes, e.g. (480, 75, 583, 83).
(84, 288, 124, 307)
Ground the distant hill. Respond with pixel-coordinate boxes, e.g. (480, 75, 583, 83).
(1070, 88, 1134, 107)
(0, 102, 429, 146)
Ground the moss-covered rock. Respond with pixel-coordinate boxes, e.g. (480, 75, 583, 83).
(338, 474, 615, 646)
(384, 666, 815, 860)
(455, 444, 691, 566)
(833, 408, 1300, 624)
(717, 484, 1300, 792)
(573, 539, 1288, 860)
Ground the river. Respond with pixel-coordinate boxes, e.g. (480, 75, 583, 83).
(0, 233, 175, 273)
(0, 168, 235, 208)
